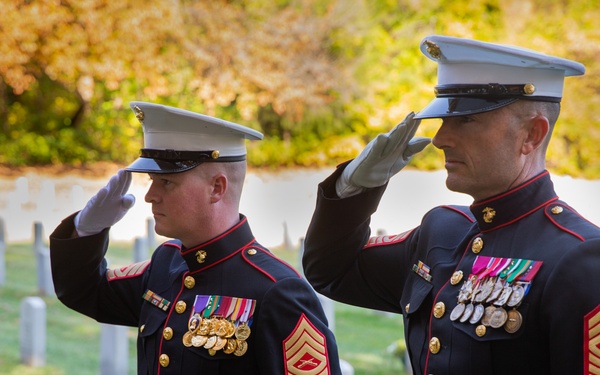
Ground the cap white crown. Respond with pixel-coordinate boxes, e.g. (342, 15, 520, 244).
(420, 35, 585, 100)
(131, 101, 263, 157)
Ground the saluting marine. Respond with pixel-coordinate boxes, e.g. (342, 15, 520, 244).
(302, 35, 600, 374)
(50, 102, 341, 374)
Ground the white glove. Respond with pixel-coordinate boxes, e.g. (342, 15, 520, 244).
(74, 169, 136, 236)
(336, 112, 431, 198)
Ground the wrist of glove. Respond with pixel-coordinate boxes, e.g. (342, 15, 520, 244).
(74, 169, 136, 237)
(336, 112, 431, 199)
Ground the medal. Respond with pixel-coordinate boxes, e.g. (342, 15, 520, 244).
(469, 304, 485, 324)
(214, 336, 228, 351)
(504, 309, 523, 333)
(450, 303, 466, 321)
(474, 278, 494, 303)
(192, 335, 208, 347)
(494, 284, 513, 306)
(182, 331, 193, 347)
(203, 335, 217, 349)
(188, 294, 255, 356)
(235, 322, 252, 341)
(481, 305, 496, 326)
(460, 303, 474, 323)
(489, 307, 508, 329)
(485, 278, 504, 303)
(507, 283, 526, 307)
(223, 338, 238, 354)
(233, 339, 248, 356)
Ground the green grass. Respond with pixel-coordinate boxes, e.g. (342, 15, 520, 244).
(0, 242, 408, 374)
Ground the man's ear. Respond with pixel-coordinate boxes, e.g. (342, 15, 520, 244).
(210, 174, 227, 203)
(522, 115, 549, 155)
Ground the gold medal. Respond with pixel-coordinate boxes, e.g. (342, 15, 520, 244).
(504, 309, 523, 333)
(182, 331, 193, 347)
(225, 321, 236, 338)
(215, 319, 229, 337)
(204, 335, 217, 349)
(192, 335, 208, 347)
(235, 323, 251, 341)
(214, 336, 228, 351)
(223, 338, 237, 354)
(233, 339, 248, 356)
(199, 319, 212, 336)
(481, 305, 496, 326)
(489, 307, 508, 328)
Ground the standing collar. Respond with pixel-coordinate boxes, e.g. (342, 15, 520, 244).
(470, 171, 558, 232)
(180, 215, 256, 272)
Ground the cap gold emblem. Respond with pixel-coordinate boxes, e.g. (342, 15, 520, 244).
(133, 105, 144, 124)
(424, 40, 442, 59)
(196, 250, 207, 264)
(482, 207, 496, 223)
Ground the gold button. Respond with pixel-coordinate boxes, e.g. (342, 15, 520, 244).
(405, 303, 410, 313)
(247, 249, 257, 255)
(140, 324, 145, 333)
(211, 150, 220, 159)
(175, 301, 187, 314)
(524, 83, 536, 95)
(450, 270, 463, 285)
(551, 206, 563, 215)
(159, 354, 170, 367)
(472, 237, 484, 254)
(476, 324, 487, 337)
(163, 327, 173, 340)
(429, 337, 441, 354)
(433, 302, 446, 319)
(184, 276, 195, 289)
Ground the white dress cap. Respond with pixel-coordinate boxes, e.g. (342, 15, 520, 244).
(414, 35, 585, 119)
(126, 101, 263, 173)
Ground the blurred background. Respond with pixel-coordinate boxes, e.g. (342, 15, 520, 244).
(1, 0, 599, 374)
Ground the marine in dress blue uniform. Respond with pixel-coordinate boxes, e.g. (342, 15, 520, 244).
(302, 36, 600, 375)
(50, 102, 341, 374)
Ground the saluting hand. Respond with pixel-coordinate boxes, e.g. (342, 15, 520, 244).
(336, 112, 431, 198)
(74, 169, 136, 236)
